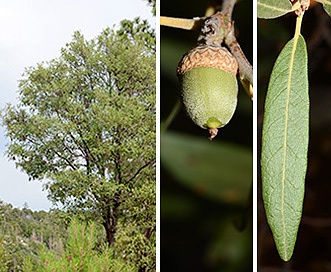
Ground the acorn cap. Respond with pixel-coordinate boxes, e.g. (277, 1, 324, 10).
(177, 45, 238, 77)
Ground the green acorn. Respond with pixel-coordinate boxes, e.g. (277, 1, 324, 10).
(177, 44, 238, 140)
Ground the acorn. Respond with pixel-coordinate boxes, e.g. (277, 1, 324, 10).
(177, 44, 238, 140)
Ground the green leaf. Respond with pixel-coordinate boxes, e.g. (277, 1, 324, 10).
(161, 132, 252, 205)
(257, 0, 295, 19)
(315, 0, 331, 17)
(261, 34, 309, 261)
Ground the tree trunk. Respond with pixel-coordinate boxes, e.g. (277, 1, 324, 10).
(102, 196, 121, 245)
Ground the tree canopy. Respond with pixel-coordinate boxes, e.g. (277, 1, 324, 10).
(1, 18, 155, 271)
(143, 0, 156, 16)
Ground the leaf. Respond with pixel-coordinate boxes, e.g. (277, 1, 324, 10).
(261, 34, 309, 261)
(315, 0, 331, 17)
(161, 132, 252, 205)
(257, 0, 296, 19)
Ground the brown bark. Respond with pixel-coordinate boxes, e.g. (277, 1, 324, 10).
(102, 194, 121, 245)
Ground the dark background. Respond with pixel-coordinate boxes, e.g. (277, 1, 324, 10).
(258, 2, 331, 271)
(161, 0, 253, 271)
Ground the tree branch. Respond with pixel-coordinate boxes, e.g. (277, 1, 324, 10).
(25, 136, 78, 172)
(128, 159, 155, 183)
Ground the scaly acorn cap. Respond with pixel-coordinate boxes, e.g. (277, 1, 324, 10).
(177, 45, 238, 77)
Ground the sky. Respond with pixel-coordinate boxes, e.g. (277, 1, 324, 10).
(0, 0, 154, 211)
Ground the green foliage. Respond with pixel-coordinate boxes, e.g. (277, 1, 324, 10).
(0, 203, 134, 271)
(261, 34, 309, 261)
(118, 18, 155, 52)
(1, 18, 155, 270)
(144, 0, 156, 16)
(0, 234, 9, 272)
(0, 201, 68, 271)
(115, 178, 156, 271)
(25, 219, 134, 272)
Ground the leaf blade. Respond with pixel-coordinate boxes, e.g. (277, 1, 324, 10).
(161, 132, 252, 205)
(261, 35, 309, 261)
(257, 0, 295, 19)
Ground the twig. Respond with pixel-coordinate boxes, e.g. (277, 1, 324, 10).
(221, 0, 253, 99)
(197, 12, 231, 46)
(225, 23, 253, 99)
(221, 0, 237, 18)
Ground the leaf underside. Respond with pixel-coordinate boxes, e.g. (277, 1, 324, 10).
(261, 35, 309, 261)
(257, 0, 293, 19)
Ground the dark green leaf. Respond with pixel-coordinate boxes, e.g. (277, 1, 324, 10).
(161, 132, 252, 205)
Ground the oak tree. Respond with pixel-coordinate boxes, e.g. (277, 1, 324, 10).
(1, 18, 155, 270)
